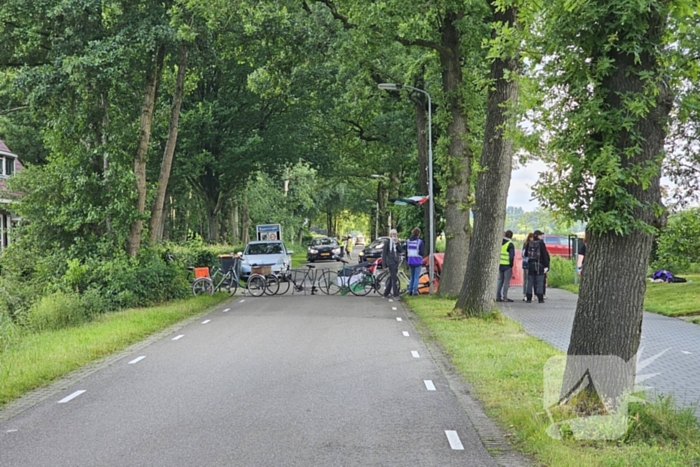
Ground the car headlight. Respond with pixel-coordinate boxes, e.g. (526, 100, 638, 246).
(332, 248, 340, 254)
(308, 248, 318, 254)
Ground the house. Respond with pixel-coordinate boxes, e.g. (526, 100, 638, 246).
(0, 138, 23, 250)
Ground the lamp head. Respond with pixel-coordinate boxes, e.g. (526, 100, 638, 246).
(378, 83, 401, 91)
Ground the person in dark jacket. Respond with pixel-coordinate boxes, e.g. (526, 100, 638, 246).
(524, 230, 550, 303)
(496, 230, 515, 302)
(406, 227, 425, 296)
(382, 229, 404, 299)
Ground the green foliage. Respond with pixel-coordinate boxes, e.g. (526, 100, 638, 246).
(547, 255, 576, 289)
(625, 396, 700, 446)
(652, 208, 700, 273)
(24, 291, 92, 333)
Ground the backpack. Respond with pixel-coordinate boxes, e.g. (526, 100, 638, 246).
(526, 239, 542, 265)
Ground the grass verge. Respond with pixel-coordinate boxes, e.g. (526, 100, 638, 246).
(0, 294, 226, 407)
(406, 295, 700, 467)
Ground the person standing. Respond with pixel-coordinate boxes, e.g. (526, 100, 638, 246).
(577, 235, 586, 277)
(345, 235, 354, 260)
(496, 230, 515, 302)
(406, 227, 425, 296)
(382, 229, 403, 299)
(521, 232, 534, 301)
(525, 230, 550, 303)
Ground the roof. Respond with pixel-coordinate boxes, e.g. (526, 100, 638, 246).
(0, 138, 14, 155)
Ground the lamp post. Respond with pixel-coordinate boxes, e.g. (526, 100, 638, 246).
(378, 83, 435, 294)
(365, 199, 379, 240)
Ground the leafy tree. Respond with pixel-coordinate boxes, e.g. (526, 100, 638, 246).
(652, 208, 700, 273)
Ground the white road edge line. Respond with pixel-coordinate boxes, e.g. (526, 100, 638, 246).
(424, 380, 436, 391)
(202, 320, 211, 324)
(411, 351, 420, 358)
(172, 335, 184, 341)
(396, 317, 402, 322)
(445, 430, 464, 450)
(128, 356, 146, 365)
(58, 390, 86, 404)
(403, 331, 410, 337)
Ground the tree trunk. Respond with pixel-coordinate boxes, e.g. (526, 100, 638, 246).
(437, 12, 472, 297)
(127, 45, 165, 256)
(454, 3, 519, 316)
(241, 200, 251, 245)
(149, 44, 188, 244)
(231, 201, 239, 245)
(563, 12, 673, 406)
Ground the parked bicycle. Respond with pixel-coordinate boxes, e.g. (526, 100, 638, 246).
(190, 255, 269, 297)
(274, 264, 320, 295)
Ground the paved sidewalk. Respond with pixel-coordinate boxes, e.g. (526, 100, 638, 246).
(497, 288, 700, 417)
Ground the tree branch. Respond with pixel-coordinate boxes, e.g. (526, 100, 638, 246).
(342, 119, 382, 142)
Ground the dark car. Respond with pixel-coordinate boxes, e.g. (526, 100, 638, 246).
(358, 237, 389, 265)
(307, 237, 342, 262)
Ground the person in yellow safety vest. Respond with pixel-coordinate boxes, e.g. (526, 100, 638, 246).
(496, 230, 515, 302)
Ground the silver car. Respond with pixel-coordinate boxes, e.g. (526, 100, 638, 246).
(240, 241, 293, 278)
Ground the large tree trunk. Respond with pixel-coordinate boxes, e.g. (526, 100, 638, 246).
(150, 44, 188, 244)
(454, 3, 519, 316)
(230, 200, 239, 245)
(437, 12, 472, 297)
(127, 45, 165, 256)
(563, 12, 672, 407)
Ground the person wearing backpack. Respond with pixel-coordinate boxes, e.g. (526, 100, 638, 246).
(406, 227, 425, 296)
(496, 230, 515, 302)
(525, 230, 550, 303)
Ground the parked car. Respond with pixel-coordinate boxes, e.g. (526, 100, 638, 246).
(239, 240, 293, 279)
(307, 237, 342, 262)
(542, 234, 575, 258)
(358, 236, 388, 264)
(354, 234, 365, 246)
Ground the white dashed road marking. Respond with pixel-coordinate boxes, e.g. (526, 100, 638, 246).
(202, 320, 211, 324)
(392, 307, 397, 311)
(172, 335, 184, 341)
(403, 331, 410, 337)
(411, 351, 420, 358)
(445, 430, 464, 450)
(682, 351, 692, 355)
(223, 308, 230, 312)
(128, 356, 146, 365)
(424, 380, 436, 391)
(6, 429, 18, 433)
(58, 390, 86, 404)
(396, 317, 402, 322)
(239, 300, 246, 303)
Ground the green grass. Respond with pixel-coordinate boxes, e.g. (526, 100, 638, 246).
(552, 274, 700, 318)
(406, 295, 700, 467)
(643, 274, 700, 317)
(0, 294, 226, 407)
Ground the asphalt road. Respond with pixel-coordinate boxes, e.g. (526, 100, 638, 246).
(0, 294, 507, 467)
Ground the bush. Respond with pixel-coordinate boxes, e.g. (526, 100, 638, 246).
(0, 308, 21, 351)
(547, 255, 577, 288)
(652, 208, 700, 274)
(24, 291, 91, 332)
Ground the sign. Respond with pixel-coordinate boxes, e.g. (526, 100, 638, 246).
(256, 224, 282, 241)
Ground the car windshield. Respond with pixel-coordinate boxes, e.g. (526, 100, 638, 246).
(312, 238, 335, 246)
(369, 239, 385, 249)
(246, 243, 284, 255)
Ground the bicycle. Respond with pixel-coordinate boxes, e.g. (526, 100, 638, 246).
(274, 264, 320, 295)
(191, 256, 269, 297)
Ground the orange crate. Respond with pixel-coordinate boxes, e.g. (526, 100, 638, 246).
(194, 267, 210, 279)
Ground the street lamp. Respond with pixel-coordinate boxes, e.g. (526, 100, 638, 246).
(365, 199, 379, 240)
(378, 83, 435, 294)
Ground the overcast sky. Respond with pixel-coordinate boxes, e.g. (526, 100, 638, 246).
(507, 160, 547, 211)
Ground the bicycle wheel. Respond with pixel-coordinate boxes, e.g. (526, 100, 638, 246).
(275, 273, 291, 295)
(377, 270, 409, 296)
(318, 270, 340, 295)
(226, 273, 238, 296)
(263, 275, 280, 296)
(349, 271, 374, 296)
(192, 277, 214, 296)
(246, 274, 266, 297)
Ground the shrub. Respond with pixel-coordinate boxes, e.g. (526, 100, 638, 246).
(0, 308, 21, 351)
(547, 255, 577, 288)
(25, 291, 91, 332)
(652, 208, 700, 274)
